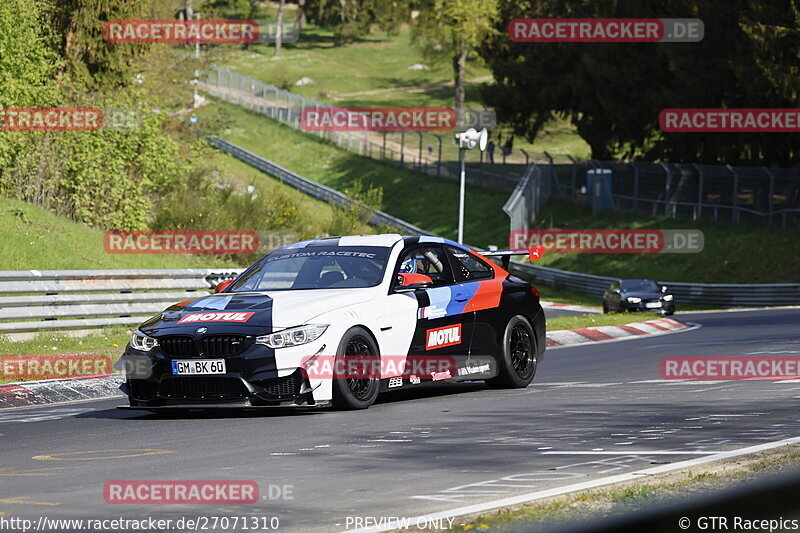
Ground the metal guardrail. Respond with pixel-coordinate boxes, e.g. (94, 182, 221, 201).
(0, 269, 243, 338)
(0, 261, 796, 340)
(212, 136, 797, 308)
(208, 137, 435, 236)
(509, 261, 800, 307)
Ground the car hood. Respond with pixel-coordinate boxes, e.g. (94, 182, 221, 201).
(139, 288, 377, 335)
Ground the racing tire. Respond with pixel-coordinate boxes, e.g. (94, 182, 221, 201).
(602, 303, 609, 314)
(485, 315, 538, 389)
(332, 327, 380, 410)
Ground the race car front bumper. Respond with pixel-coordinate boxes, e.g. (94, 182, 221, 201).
(119, 332, 336, 409)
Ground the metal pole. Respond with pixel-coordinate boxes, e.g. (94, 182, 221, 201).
(727, 164, 738, 223)
(400, 132, 405, 164)
(434, 134, 442, 177)
(693, 163, 703, 221)
(458, 148, 466, 243)
(567, 155, 577, 197)
(417, 132, 423, 169)
(520, 148, 529, 166)
(192, 14, 200, 108)
(763, 166, 774, 227)
(382, 131, 386, 159)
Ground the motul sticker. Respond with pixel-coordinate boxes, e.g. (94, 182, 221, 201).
(177, 312, 254, 324)
(425, 324, 462, 350)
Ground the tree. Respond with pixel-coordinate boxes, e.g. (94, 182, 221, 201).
(411, 0, 498, 122)
(303, 0, 408, 46)
(480, 0, 800, 165)
(275, 0, 286, 56)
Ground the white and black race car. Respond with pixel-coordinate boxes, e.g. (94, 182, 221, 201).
(120, 235, 546, 410)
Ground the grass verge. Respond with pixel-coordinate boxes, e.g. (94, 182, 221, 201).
(531, 199, 800, 284)
(200, 101, 510, 248)
(546, 313, 669, 332)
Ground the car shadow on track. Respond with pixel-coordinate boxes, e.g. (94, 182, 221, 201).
(76, 382, 490, 420)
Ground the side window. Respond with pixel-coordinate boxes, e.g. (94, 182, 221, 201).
(446, 246, 494, 282)
(396, 246, 454, 286)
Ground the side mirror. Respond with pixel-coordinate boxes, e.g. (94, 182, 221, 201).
(397, 282, 433, 291)
(661, 286, 668, 293)
(394, 273, 433, 292)
(215, 279, 234, 293)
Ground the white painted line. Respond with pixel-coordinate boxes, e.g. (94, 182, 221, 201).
(340, 436, 800, 533)
(538, 451, 724, 455)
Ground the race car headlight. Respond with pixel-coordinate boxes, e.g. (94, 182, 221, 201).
(130, 331, 158, 351)
(663, 294, 674, 301)
(627, 297, 642, 304)
(256, 324, 328, 349)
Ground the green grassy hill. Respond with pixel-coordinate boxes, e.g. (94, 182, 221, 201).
(0, 196, 229, 270)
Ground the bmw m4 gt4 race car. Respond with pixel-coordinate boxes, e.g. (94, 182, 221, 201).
(119, 235, 546, 411)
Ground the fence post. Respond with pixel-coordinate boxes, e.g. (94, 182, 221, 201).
(566, 155, 578, 199)
(693, 163, 703, 221)
(520, 148, 529, 166)
(659, 162, 673, 218)
(727, 164, 739, 224)
(382, 131, 387, 159)
(400, 131, 405, 163)
(631, 162, 640, 211)
(434, 134, 442, 177)
(763, 166, 774, 227)
(416, 132, 423, 170)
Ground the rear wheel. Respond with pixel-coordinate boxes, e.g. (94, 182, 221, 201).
(486, 315, 537, 389)
(332, 327, 380, 410)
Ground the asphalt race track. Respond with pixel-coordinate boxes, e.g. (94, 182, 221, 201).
(2, 308, 799, 532)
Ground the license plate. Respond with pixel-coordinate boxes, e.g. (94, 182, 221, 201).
(171, 359, 226, 375)
(645, 302, 662, 309)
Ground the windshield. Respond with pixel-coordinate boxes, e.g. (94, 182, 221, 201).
(227, 246, 390, 291)
(621, 279, 661, 292)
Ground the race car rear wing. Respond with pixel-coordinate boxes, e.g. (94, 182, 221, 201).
(478, 246, 544, 269)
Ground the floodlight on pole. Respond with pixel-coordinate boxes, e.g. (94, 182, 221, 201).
(453, 127, 488, 243)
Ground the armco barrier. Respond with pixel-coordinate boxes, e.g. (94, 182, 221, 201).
(207, 137, 434, 236)
(509, 262, 800, 307)
(0, 269, 243, 339)
(209, 136, 797, 308)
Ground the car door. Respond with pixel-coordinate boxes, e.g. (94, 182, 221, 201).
(394, 244, 475, 360)
(443, 245, 504, 357)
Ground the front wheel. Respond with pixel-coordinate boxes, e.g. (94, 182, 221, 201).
(486, 315, 538, 389)
(332, 327, 380, 410)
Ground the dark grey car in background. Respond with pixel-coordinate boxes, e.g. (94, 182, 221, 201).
(602, 278, 675, 316)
